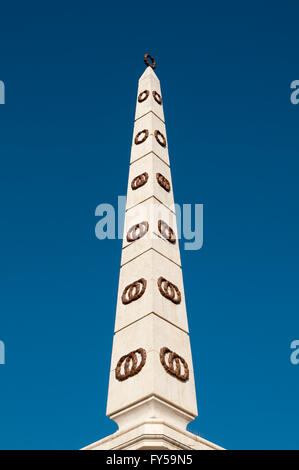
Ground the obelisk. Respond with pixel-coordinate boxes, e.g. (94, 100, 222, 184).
(83, 55, 222, 450)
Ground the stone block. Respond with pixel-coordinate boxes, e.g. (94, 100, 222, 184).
(135, 67, 165, 122)
(114, 250, 188, 333)
(126, 153, 175, 212)
(121, 197, 181, 267)
(107, 314, 197, 420)
(130, 112, 169, 165)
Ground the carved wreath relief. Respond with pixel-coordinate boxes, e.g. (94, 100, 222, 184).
(152, 90, 162, 105)
(154, 130, 166, 147)
(121, 278, 147, 305)
(157, 277, 181, 304)
(137, 89, 162, 105)
(135, 129, 149, 145)
(158, 219, 176, 244)
(127, 221, 149, 242)
(138, 90, 149, 103)
(156, 173, 171, 192)
(115, 348, 146, 381)
(134, 129, 166, 147)
(160, 347, 189, 382)
(122, 277, 180, 304)
(131, 172, 148, 190)
(115, 347, 189, 382)
(131, 172, 171, 193)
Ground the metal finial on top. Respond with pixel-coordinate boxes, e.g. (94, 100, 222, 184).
(144, 53, 156, 69)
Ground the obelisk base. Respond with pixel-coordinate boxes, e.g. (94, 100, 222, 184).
(82, 397, 222, 450)
(82, 422, 222, 450)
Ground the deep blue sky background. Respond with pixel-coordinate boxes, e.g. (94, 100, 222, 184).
(0, 1, 298, 450)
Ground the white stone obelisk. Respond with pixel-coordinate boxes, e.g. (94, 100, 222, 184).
(83, 58, 222, 450)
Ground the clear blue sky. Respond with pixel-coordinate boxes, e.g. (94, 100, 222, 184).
(0, 1, 298, 450)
